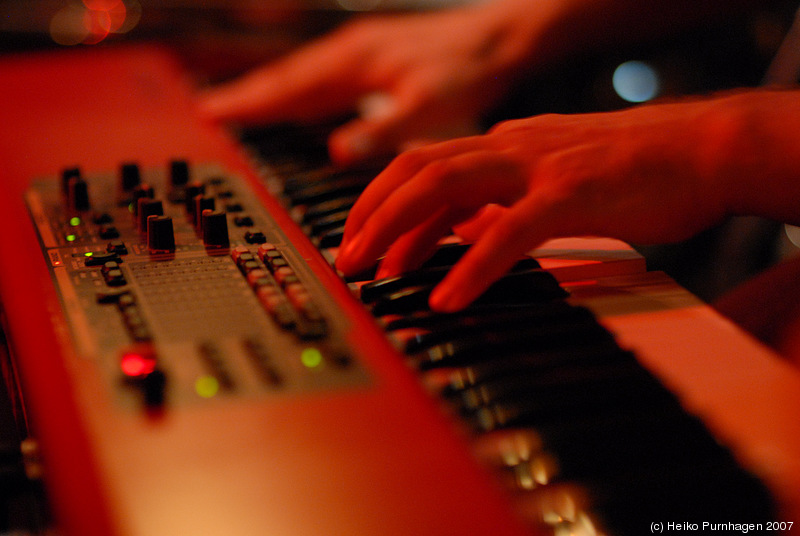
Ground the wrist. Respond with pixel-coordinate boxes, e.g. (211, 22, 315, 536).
(698, 90, 800, 225)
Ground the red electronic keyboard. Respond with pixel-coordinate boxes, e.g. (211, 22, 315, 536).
(0, 46, 798, 536)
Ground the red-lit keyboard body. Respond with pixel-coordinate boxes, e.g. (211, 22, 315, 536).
(0, 46, 798, 536)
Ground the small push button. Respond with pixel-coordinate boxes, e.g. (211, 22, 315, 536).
(244, 230, 267, 244)
(98, 225, 119, 239)
(107, 240, 128, 255)
(84, 251, 120, 267)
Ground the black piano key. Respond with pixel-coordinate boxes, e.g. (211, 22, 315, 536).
(281, 166, 339, 194)
(314, 225, 345, 249)
(399, 305, 601, 355)
(586, 460, 775, 536)
(370, 285, 431, 316)
(469, 368, 673, 432)
(454, 359, 650, 411)
(306, 209, 350, 237)
(282, 167, 347, 194)
(362, 265, 556, 305)
(412, 319, 618, 370)
(286, 175, 372, 207)
(361, 267, 450, 304)
(241, 124, 331, 168)
(440, 346, 637, 397)
(404, 314, 608, 356)
(343, 245, 476, 285)
(417, 242, 471, 267)
(528, 408, 730, 484)
(347, 251, 540, 286)
(382, 300, 580, 332)
(415, 242, 541, 271)
(296, 195, 358, 224)
(282, 163, 380, 195)
(370, 269, 567, 316)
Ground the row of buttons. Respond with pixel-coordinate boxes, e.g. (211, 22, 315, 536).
(231, 245, 327, 339)
(96, 288, 153, 343)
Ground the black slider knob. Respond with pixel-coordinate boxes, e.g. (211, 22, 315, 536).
(147, 215, 175, 252)
(170, 159, 190, 187)
(120, 162, 141, 192)
(138, 199, 164, 232)
(202, 210, 230, 248)
(131, 184, 155, 216)
(194, 196, 215, 229)
(68, 177, 91, 212)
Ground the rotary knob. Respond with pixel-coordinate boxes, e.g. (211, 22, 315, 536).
(170, 159, 190, 188)
(193, 195, 215, 229)
(61, 166, 81, 196)
(131, 184, 155, 216)
(138, 199, 164, 232)
(202, 210, 230, 248)
(147, 215, 175, 252)
(67, 176, 91, 212)
(120, 162, 141, 192)
(184, 182, 206, 219)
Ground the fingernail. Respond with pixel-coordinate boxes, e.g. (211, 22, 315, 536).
(346, 132, 374, 159)
(375, 263, 393, 280)
(429, 285, 463, 313)
(331, 135, 371, 166)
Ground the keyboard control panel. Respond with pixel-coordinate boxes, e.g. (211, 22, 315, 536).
(25, 161, 369, 411)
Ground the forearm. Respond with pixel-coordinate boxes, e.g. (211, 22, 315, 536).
(702, 89, 800, 226)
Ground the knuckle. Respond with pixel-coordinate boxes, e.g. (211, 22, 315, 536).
(391, 149, 424, 171)
(494, 208, 529, 237)
(419, 158, 471, 194)
(488, 119, 518, 134)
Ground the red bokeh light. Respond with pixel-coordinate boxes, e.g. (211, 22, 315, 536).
(120, 351, 157, 378)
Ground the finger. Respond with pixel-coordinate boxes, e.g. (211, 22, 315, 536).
(337, 150, 528, 276)
(336, 172, 461, 276)
(338, 138, 482, 251)
(327, 84, 444, 166)
(376, 206, 469, 278)
(429, 192, 576, 312)
(328, 118, 389, 167)
(340, 143, 520, 250)
(200, 45, 366, 124)
(452, 204, 505, 241)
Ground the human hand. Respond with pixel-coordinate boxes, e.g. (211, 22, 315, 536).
(335, 97, 745, 311)
(200, 2, 538, 166)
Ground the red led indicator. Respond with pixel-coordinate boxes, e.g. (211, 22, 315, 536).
(120, 351, 156, 378)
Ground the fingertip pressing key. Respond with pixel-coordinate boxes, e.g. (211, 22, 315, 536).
(429, 283, 468, 313)
(335, 231, 365, 275)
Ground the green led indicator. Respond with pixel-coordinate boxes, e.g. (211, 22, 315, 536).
(84, 251, 93, 257)
(301, 348, 323, 369)
(66, 234, 77, 242)
(69, 216, 82, 227)
(195, 376, 220, 398)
